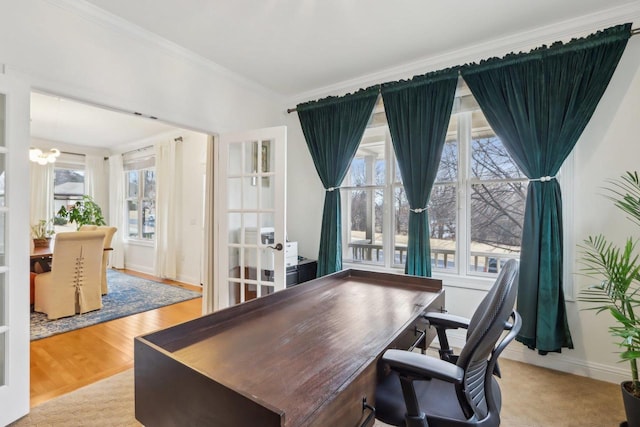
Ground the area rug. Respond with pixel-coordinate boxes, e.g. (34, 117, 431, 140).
(30, 269, 201, 341)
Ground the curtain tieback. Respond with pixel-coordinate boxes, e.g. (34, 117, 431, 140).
(530, 175, 557, 182)
(326, 187, 338, 192)
(409, 207, 428, 213)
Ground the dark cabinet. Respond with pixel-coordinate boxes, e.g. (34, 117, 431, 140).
(286, 259, 318, 288)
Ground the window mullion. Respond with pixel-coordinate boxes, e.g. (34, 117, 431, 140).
(458, 112, 472, 276)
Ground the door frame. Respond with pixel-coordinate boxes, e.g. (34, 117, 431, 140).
(215, 126, 287, 310)
(0, 67, 32, 426)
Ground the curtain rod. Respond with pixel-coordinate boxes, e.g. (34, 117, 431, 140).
(121, 137, 182, 156)
(286, 26, 639, 114)
(122, 145, 153, 156)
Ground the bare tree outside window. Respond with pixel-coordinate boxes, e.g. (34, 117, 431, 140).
(341, 91, 526, 276)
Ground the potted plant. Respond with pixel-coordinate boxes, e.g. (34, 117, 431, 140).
(579, 171, 640, 426)
(56, 195, 106, 230)
(31, 219, 55, 247)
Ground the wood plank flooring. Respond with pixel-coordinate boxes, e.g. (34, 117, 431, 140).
(29, 269, 203, 408)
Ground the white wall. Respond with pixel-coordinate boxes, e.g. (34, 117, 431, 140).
(0, 0, 285, 135)
(2, 0, 287, 283)
(285, 31, 640, 383)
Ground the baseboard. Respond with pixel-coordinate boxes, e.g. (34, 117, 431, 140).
(442, 330, 628, 385)
(122, 263, 154, 276)
(175, 274, 201, 287)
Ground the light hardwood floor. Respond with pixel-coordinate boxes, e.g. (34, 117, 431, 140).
(29, 269, 203, 408)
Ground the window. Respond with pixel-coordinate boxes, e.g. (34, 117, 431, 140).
(342, 89, 526, 276)
(123, 150, 156, 241)
(53, 156, 85, 228)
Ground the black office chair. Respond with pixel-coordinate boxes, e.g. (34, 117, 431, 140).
(374, 259, 521, 427)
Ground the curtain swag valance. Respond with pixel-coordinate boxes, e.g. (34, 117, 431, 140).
(296, 86, 379, 112)
(380, 66, 460, 93)
(462, 23, 631, 74)
(290, 23, 632, 112)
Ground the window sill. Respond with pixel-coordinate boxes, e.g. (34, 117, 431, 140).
(125, 239, 155, 248)
(342, 261, 495, 292)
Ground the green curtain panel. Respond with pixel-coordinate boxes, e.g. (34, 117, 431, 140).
(381, 69, 458, 277)
(297, 87, 378, 277)
(461, 23, 631, 353)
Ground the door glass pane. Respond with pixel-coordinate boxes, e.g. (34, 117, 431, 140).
(0, 154, 5, 208)
(261, 176, 273, 209)
(227, 178, 242, 209)
(242, 213, 257, 241)
(243, 177, 258, 209)
(228, 143, 243, 175)
(260, 140, 272, 173)
(0, 332, 4, 386)
(228, 248, 240, 279)
(0, 212, 4, 265)
(0, 94, 5, 147)
(245, 246, 259, 270)
(245, 141, 256, 174)
(0, 275, 4, 326)
(260, 213, 274, 234)
(228, 213, 241, 244)
(229, 282, 240, 306)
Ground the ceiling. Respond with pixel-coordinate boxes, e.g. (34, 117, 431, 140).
(30, 92, 179, 149)
(31, 0, 638, 149)
(83, 0, 638, 96)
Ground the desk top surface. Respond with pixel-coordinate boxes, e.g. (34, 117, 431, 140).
(139, 269, 442, 426)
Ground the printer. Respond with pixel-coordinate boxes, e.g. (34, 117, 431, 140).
(244, 227, 298, 270)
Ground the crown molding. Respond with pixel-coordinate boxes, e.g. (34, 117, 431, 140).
(288, 2, 640, 105)
(44, 0, 285, 103)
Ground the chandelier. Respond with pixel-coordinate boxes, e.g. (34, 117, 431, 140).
(29, 148, 60, 165)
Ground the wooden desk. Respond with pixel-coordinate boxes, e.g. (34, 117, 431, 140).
(135, 269, 444, 427)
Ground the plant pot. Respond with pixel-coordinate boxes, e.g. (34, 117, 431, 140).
(33, 237, 51, 248)
(621, 381, 640, 427)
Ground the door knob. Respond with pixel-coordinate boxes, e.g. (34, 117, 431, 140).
(268, 243, 284, 251)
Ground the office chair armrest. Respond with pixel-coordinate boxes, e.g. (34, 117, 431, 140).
(382, 349, 464, 384)
(424, 312, 471, 330)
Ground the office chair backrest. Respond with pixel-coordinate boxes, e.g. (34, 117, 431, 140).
(456, 259, 519, 421)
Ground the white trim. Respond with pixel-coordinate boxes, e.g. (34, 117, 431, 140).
(443, 330, 628, 385)
(121, 262, 154, 276)
(45, 0, 283, 102)
(288, 4, 640, 104)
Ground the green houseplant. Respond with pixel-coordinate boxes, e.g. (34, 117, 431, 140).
(31, 219, 55, 247)
(56, 195, 106, 230)
(579, 171, 640, 425)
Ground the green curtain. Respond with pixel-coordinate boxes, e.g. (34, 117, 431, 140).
(297, 87, 378, 277)
(461, 23, 631, 353)
(381, 69, 458, 277)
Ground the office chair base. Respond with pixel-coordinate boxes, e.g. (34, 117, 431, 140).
(405, 412, 428, 427)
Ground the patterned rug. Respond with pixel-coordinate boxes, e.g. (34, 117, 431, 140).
(31, 269, 201, 340)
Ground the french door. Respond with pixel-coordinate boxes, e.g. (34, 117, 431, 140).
(0, 69, 31, 426)
(216, 126, 287, 309)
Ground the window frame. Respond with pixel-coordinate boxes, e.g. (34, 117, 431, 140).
(341, 93, 539, 288)
(124, 167, 156, 242)
(53, 157, 86, 231)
